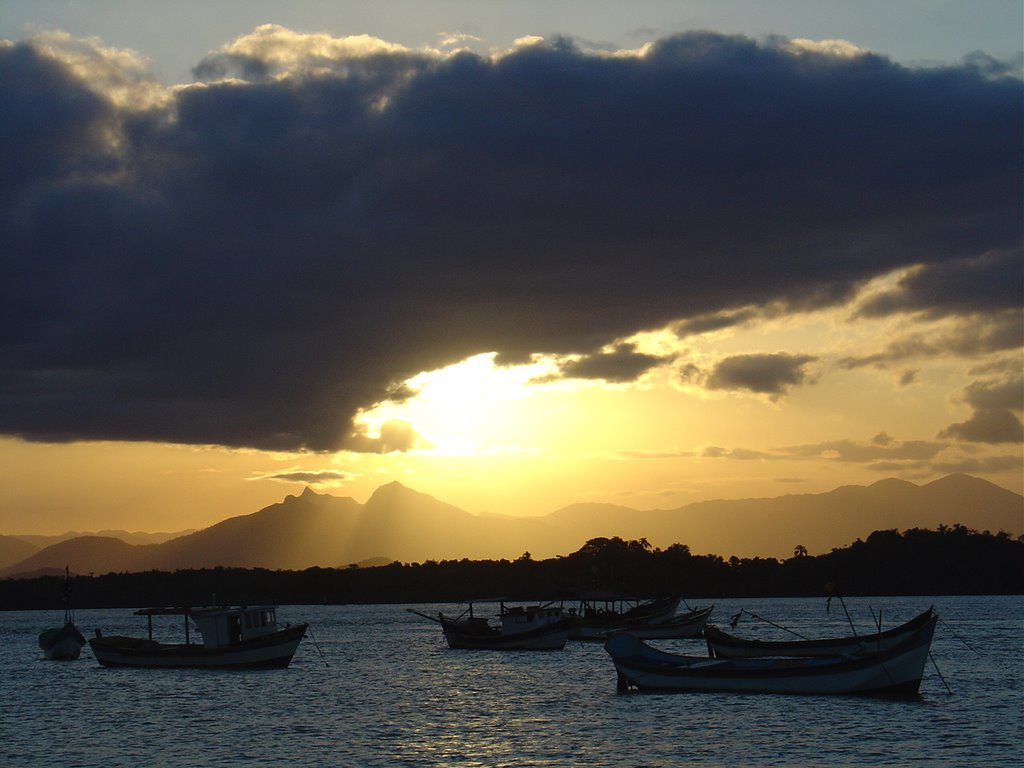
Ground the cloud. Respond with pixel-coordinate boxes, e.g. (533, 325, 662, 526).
(700, 446, 778, 461)
(838, 310, 1023, 369)
(856, 250, 1023, 319)
(781, 438, 947, 463)
(342, 420, 428, 453)
(938, 376, 1024, 444)
(261, 469, 349, 485)
(706, 353, 817, 397)
(557, 343, 673, 382)
(192, 25, 425, 82)
(939, 409, 1024, 444)
(898, 370, 919, 387)
(673, 307, 763, 337)
(929, 453, 1024, 474)
(0, 29, 1020, 452)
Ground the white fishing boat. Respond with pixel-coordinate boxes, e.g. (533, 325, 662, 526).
(39, 621, 87, 661)
(606, 611, 938, 696)
(38, 566, 86, 661)
(89, 605, 307, 669)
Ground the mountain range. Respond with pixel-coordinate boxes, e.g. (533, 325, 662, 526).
(1, 473, 1020, 577)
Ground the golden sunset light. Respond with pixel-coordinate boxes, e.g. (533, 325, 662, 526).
(1, 6, 1021, 767)
(0, 0, 1019, 550)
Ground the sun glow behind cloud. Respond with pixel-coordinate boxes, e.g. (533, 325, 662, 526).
(352, 353, 564, 456)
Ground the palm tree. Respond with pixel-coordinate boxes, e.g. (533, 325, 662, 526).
(793, 544, 809, 558)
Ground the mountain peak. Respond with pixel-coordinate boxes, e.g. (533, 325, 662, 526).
(367, 481, 412, 502)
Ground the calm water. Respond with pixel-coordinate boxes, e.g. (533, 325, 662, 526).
(2, 595, 1020, 767)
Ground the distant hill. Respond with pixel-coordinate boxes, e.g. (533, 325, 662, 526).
(2, 536, 152, 577)
(0, 536, 38, 571)
(12, 529, 194, 549)
(546, 474, 1023, 561)
(144, 488, 364, 571)
(1, 474, 1020, 577)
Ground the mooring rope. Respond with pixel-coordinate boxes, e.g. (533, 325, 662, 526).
(306, 625, 330, 668)
(937, 616, 983, 657)
(733, 609, 811, 640)
(929, 651, 953, 694)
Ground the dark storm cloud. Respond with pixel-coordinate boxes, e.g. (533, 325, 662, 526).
(1, 30, 1021, 452)
(673, 307, 763, 337)
(856, 249, 1023, 319)
(706, 353, 817, 396)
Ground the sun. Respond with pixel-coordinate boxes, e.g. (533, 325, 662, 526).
(351, 353, 561, 455)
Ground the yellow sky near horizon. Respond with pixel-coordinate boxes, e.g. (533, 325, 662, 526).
(3, 293, 1019, 536)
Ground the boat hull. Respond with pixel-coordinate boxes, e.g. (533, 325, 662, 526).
(606, 614, 937, 696)
(705, 607, 935, 658)
(441, 620, 570, 650)
(614, 607, 713, 640)
(89, 623, 308, 669)
(570, 602, 708, 642)
(39, 622, 87, 661)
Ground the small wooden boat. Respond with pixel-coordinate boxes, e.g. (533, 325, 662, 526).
(39, 621, 87, 661)
(89, 605, 307, 669)
(409, 600, 572, 650)
(621, 606, 714, 640)
(38, 566, 86, 661)
(567, 594, 692, 641)
(704, 607, 936, 658)
(605, 611, 938, 696)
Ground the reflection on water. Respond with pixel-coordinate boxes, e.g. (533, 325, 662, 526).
(1, 596, 1020, 767)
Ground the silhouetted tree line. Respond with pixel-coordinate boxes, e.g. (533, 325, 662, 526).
(2, 525, 1020, 610)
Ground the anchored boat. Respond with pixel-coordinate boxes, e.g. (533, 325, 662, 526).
(606, 610, 938, 696)
(410, 600, 572, 650)
(39, 621, 87, 661)
(89, 605, 307, 669)
(567, 594, 709, 641)
(38, 566, 86, 661)
(704, 607, 936, 658)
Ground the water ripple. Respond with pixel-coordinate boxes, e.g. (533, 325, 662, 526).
(3, 596, 1020, 767)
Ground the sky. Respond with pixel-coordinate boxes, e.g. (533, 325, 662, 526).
(0, 1, 1021, 536)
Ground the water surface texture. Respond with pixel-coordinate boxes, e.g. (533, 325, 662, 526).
(3, 595, 1020, 766)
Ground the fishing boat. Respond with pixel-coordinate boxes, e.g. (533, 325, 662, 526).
(605, 610, 938, 696)
(705, 606, 936, 658)
(409, 600, 572, 650)
(567, 593, 694, 641)
(38, 566, 86, 661)
(89, 605, 307, 669)
(622, 606, 714, 640)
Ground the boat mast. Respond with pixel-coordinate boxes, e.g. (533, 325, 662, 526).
(62, 565, 73, 625)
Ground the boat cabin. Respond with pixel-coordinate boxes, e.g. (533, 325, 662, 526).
(499, 604, 565, 634)
(134, 605, 284, 648)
